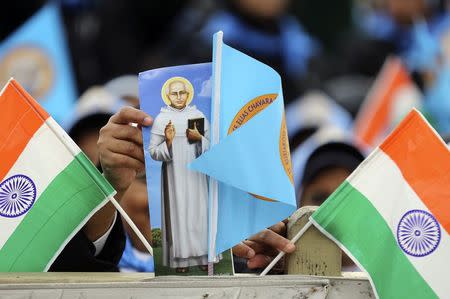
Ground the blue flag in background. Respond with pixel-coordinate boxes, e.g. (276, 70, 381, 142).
(404, 21, 441, 72)
(0, 3, 77, 128)
(190, 32, 297, 260)
(424, 67, 450, 135)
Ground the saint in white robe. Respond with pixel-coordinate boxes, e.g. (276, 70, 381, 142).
(149, 105, 209, 268)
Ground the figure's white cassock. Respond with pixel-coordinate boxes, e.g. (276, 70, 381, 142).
(149, 105, 209, 268)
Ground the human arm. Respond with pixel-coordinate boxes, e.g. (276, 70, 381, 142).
(120, 175, 153, 253)
(49, 213, 126, 271)
(83, 107, 152, 242)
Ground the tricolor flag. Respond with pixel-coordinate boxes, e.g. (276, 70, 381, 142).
(354, 57, 421, 148)
(0, 79, 114, 271)
(311, 109, 449, 298)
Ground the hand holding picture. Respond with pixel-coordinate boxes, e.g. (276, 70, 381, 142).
(98, 107, 152, 194)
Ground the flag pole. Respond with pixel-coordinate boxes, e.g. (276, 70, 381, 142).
(260, 220, 312, 276)
(109, 196, 154, 256)
(207, 30, 224, 276)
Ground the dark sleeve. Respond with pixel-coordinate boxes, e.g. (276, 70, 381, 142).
(49, 216, 125, 272)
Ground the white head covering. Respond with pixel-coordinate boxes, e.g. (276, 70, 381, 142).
(285, 90, 353, 140)
(104, 75, 139, 99)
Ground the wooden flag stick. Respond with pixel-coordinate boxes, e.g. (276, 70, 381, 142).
(260, 220, 312, 276)
(109, 196, 153, 256)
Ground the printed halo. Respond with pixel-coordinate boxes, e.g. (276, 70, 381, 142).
(161, 76, 194, 106)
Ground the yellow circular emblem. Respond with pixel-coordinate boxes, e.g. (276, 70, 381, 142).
(227, 94, 294, 202)
(0, 46, 54, 100)
(161, 76, 194, 106)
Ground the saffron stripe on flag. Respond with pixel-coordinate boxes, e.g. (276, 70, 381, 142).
(350, 148, 450, 298)
(311, 181, 438, 299)
(380, 110, 450, 234)
(9, 79, 50, 119)
(0, 80, 49, 181)
(0, 153, 113, 272)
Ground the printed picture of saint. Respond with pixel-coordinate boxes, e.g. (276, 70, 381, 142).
(149, 76, 209, 272)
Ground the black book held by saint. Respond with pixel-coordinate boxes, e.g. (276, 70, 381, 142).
(188, 117, 205, 136)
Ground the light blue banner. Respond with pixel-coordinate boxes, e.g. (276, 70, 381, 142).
(0, 3, 77, 128)
(190, 33, 297, 257)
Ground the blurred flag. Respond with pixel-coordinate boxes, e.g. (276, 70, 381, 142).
(0, 3, 77, 128)
(311, 109, 449, 299)
(0, 79, 114, 271)
(354, 57, 421, 148)
(423, 67, 450, 135)
(190, 32, 297, 260)
(404, 21, 440, 72)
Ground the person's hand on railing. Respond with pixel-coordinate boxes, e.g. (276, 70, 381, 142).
(233, 221, 295, 270)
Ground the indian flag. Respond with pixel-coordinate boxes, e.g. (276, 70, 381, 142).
(0, 79, 115, 271)
(311, 109, 449, 299)
(353, 57, 421, 148)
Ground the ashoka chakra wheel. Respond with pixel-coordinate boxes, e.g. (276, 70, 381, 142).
(397, 209, 441, 257)
(0, 174, 37, 218)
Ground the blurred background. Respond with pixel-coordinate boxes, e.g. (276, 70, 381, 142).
(1, 0, 449, 112)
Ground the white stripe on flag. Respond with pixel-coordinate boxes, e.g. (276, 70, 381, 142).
(45, 118, 82, 156)
(349, 149, 450, 298)
(0, 122, 79, 249)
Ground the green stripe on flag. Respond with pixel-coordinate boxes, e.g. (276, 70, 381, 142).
(312, 181, 437, 299)
(0, 153, 114, 271)
(76, 152, 115, 196)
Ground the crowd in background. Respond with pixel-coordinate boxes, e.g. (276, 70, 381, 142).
(1, 0, 450, 273)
